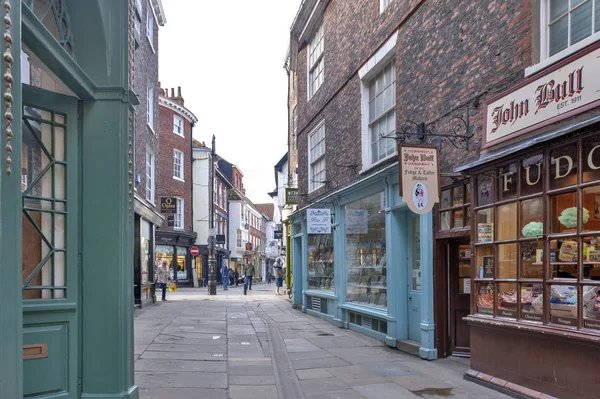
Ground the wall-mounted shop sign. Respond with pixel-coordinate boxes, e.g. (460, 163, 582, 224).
(307, 208, 331, 234)
(285, 188, 299, 205)
(274, 229, 283, 239)
(484, 45, 600, 148)
(399, 145, 440, 215)
(160, 197, 177, 213)
(216, 235, 226, 244)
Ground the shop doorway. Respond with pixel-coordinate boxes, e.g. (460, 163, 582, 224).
(408, 216, 422, 341)
(448, 238, 471, 356)
(21, 85, 81, 398)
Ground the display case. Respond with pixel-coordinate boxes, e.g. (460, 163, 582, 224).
(307, 233, 334, 291)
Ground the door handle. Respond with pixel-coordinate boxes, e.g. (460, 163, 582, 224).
(409, 296, 412, 300)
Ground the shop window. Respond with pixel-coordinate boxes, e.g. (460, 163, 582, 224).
(175, 246, 187, 280)
(472, 138, 600, 331)
(155, 245, 173, 275)
(438, 182, 470, 231)
(307, 233, 334, 292)
(141, 219, 152, 284)
(498, 163, 518, 201)
(345, 193, 387, 309)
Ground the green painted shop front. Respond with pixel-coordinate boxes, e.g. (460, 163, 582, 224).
(1, 1, 138, 398)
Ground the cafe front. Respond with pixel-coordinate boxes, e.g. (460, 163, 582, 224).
(458, 42, 600, 398)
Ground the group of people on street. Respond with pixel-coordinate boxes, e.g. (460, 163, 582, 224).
(220, 263, 255, 291)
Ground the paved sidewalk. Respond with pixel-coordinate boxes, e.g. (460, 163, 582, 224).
(134, 284, 509, 399)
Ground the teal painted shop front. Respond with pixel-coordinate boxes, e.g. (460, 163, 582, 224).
(0, 1, 137, 398)
(290, 163, 437, 360)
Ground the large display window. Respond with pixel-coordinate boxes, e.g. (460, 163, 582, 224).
(345, 193, 387, 309)
(472, 136, 600, 332)
(141, 219, 152, 284)
(307, 233, 334, 291)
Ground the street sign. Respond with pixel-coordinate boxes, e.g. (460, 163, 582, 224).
(190, 246, 200, 257)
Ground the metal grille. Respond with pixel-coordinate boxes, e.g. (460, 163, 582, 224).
(23, 0, 74, 55)
(362, 315, 373, 330)
(312, 296, 321, 313)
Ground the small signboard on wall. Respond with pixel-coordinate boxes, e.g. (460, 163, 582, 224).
(307, 209, 331, 234)
(399, 145, 440, 215)
(285, 188, 299, 205)
(160, 197, 177, 214)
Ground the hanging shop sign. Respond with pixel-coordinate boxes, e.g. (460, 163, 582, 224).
(285, 188, 299, 205)
(399, 145, 440, 215)
(307, 208, 331, 234)
(484, 44, 600, 148)
(215, 234, 226, 244)
(160, 197, 177, 214)
(274, 229, 283, 239)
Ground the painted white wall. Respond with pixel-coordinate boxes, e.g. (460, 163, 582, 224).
(228, 200, 243, 258)
(192, 147, 210, 246)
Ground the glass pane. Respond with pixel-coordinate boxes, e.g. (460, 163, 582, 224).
(550, 285, 578, 327)
(466, 206, 471, 225)
(453, 186, 464, 207)
(551, 192, 577, 233)
(550, 144, 578, 190)
(477, 245, 494, 278)
(584, 236, 600, 278)
(571, 1, 592, 45)
(497, 203, 517, 240)
(441, 189, 451, 209)
(549, 16, 569, 56)
(550, 237, 578, 279)
(583, 285, 600, 329)
(498, 282, 518, 318)
(521, 283, 544, 322)
(583, 135, 600, 182)
(550, 0, 569, 20)
(440, 211, 451, 231)
(521, 240, 544, 279)
(345, 193, 387, 309)
(498, 164, 517, 201)
(583, 186, 600, 232)
(498, 243, 517, 279)
(521, 197, 543, 237)
(521, 154, 544, 196)
(476, 208, 494, 243)
(477, 175, 493, 206)
(596, 0, 600, 32)
(307, 234, 334, 292)
(453, 209, 464, 229)
(476, 282, 495, 315)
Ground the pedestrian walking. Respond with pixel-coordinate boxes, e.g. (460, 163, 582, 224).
(267, 272, 272, 285)
(155, 259, 171, 301)
(234, 269, 239, 286)
(244, 262, 255, 290)
(274, 258, 284, 296)
(221, 264, 229, 291)
(229, 268, 235, 286)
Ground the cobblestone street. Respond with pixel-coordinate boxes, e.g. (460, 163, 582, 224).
(134, 284, 509, 399)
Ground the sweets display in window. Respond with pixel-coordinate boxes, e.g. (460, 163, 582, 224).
(559, 240, 578, 262)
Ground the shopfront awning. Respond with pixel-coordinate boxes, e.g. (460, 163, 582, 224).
(455, 111, 600, 173)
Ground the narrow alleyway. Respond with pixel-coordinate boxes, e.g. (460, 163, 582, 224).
(134, 285, 509, 399)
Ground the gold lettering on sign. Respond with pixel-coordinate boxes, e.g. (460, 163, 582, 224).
(554, 155, 573, 180)
(23, 344, 48, 360)
(524, 163, 542, 186)
(501, 172, 513, 192)
(588, 145, 600, 170)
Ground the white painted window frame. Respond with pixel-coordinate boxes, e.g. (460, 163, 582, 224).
(359, 31, 398, 174)
(146, 0, 155, 50)
(145, 151, 155, 204)
(380, 0, 391, 13)
(307, 22, 325, 100)
(173, 115, 184, 136)
(527, 0, 600, 76)
(174, 198, 184, 230)
(308, 121, 326, 193)
(173, 149, 184, 180)
(147, 85, 154, 131)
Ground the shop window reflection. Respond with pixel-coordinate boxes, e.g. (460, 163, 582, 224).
(498, 163, 517, 201)
(550, 144, 578, 190)
(307, 233, 334, 292)
(521, 155, 543, 196)
(583, 186, 600, 232)
(497, 203, 517, 241)
(551, 192, 578, 233)
(583, 135, 600, 183)
(521, 240, 543, 279)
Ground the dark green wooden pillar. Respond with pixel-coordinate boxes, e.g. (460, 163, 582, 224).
(0, 1, 22, 398)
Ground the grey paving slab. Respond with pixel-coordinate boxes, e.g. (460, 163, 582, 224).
(146, 343, 227, 353)
(228, 364, 275, 376)
(305, 389, 367, 399)
(135, 359, 226, 373)
(365, 362, 419, 377)
(229, 385, 278, 399)
(229, 375, 276, 385)
(327, 365, 390, 386)
(138, 387, 227, 399)
(135, 372, 227, 389)
(293, 356, 351, 370)
(300, 378, 349, 394)
(296, 368, 334, 380)
(392, 375, 454, 393)
(140, 351, 226, 361)
(289, 350, 336, 361)
(352, 382, 417, 399)
(284, 338, 323, 353)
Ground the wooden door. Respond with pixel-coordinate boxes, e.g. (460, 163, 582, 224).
(449, 239, 471, 356)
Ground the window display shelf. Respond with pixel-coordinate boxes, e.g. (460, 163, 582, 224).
(348, 284, 387, 290)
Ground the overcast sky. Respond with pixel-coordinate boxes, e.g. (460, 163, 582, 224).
(159, 0, 302, 205)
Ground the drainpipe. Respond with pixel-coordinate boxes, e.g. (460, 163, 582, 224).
(190, 121, 199, 288)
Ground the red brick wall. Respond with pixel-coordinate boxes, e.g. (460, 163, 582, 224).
(294, 0, 533, 206)
(157, 101, 193, 232)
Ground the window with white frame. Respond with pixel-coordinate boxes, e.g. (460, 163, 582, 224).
(545, 0, 600, 57)
(369, 61, 396, 164)
(292, 107, 298, 150)
(173, 149, 184, 180)
(146, 0, 154, 45)
(145, 151, 155, 203)
(174, 198, 184, 230)
(173, 115, 184, 136)
(308, 122, 326, 192)
(380, 0, 391, 12)
(147, 86, 154, 129)
(237, 229, 242, 247)
(308, 22, 325, 99)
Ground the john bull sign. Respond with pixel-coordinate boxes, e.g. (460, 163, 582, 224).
(399, 145, 440, 215)
(484, 44, 600, 148)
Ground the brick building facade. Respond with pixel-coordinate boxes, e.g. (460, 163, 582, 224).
(155, 86, 198, 286)
(132, 0, 165, 307)
(288, 1, 600, 397)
